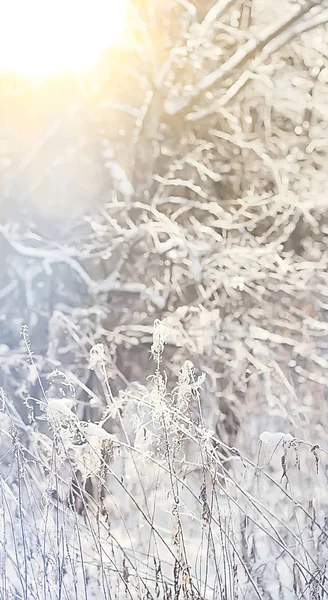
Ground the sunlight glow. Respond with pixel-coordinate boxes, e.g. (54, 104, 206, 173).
(0, 1, 126, 77)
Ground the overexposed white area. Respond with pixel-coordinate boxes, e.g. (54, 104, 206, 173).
(0, 0, 126, 76)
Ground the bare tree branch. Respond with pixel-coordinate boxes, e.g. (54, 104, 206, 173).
(164, 1, 323, 116)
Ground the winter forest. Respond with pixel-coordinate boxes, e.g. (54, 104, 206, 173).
(1, 1, 328, 598)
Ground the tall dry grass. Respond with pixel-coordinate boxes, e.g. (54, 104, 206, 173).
(1, 321, 328, 599)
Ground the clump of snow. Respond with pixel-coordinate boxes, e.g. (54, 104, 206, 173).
(47, 397, 76, 416)
(81, 422, 114, 440)
(259, 431, 294, 445)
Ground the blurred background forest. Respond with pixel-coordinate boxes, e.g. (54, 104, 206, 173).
(1, 0, 328, 598)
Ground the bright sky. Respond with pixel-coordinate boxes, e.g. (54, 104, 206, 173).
(0, 0, 126, 77)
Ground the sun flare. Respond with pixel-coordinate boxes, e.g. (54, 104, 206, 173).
(0, 0, 126, 77)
